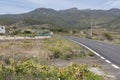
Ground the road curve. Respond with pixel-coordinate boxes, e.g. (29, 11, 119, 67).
(65, 36, 120, 67)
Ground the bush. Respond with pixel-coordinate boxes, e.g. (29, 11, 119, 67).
(22, 41, 33, 49)
(11, 30, 21, 35)
(103, 33, 113, 41)
(79, 50, 86, 58)
(23, 30, 32, 34)
(87, 52, 95, 57)
(0, 60, 103, 80)
(43, 36, 82, 59)
(50, 48, 61, 59)
(86, 35, 92, 39)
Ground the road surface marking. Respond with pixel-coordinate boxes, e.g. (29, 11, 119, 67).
(70, 40, 101, 56)
(105, 60, 111, 63)
(112, 64, 120, 69)
(100, 56, 105, 59)
(69, 39, 120, 69)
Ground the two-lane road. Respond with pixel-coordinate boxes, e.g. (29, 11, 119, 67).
(65, 36, 120, 68)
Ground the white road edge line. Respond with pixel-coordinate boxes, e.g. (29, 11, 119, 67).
(100, 56, 105, 60)
(112, 64, 120, 69)
(69, 39, 120, 69)
(105, 60, 111, 63)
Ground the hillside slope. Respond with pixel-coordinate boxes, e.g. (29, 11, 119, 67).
(0, 8, 120, 29)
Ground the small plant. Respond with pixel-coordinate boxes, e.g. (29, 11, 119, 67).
(43, 36, 83, 59)
(50, 48, 61, 59)
(79, 50, 86, 58)
(0, 60, 103, 80)
(86, 35, 92, 39)
(22, 41, 33, 49)
(0, 44, 9, 49)
(92, 64, 101, 68)
(87, 52, 95, 57)
(103, 33, 113, 41)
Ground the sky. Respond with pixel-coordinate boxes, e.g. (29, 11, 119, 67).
(0, 0, 120, 14)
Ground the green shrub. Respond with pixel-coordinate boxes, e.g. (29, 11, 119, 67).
(86, 35, 92, 39)
(79, 50, 86, 58)
(87, 52, 95, 57)
(21, 41, 33, 49)
(0, 60, 103, 80)
(103, 33, 113, 41)
(43, 36, 82, 59)
(0, 44, 9, 49)
(22, 30, 32, 34)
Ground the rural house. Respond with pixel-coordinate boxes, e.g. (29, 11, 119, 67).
(0, 26, 5, 34)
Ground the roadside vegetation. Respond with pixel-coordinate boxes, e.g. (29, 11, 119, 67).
(0, 35, 104, 80)
(60, 28, 120, 45)
(0, 36, 95, 65)
(0, 59, 103, 80)
(43, 36, 94, 59)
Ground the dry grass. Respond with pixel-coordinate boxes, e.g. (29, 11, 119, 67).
(0, 40, 52, 65)
(0, 36, 94, 65)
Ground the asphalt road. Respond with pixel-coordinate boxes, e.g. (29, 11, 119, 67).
(65, 36, 120, 67)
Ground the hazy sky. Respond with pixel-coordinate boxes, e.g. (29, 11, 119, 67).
(0, 0, 120, 14)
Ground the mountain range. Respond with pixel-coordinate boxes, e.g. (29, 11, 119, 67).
(0, 8, 120, 29)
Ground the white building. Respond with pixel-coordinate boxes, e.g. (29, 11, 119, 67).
(0, 26, 5, 34)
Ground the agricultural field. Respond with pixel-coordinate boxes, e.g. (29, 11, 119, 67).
(0, 36, 107, 80)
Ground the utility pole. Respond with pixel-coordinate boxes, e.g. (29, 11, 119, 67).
(90, 18, 93, 37)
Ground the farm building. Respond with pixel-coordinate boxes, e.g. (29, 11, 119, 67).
(0, 26, 5, 34)
(37, 30, 53, 36)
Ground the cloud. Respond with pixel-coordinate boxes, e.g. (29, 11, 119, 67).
(105, 0, 120, 7)
(0, 0, 33, 14)
(0, 5, 31, 14)
(26, 0, 75, 5)
(1, 0, 120, 14)
(26, 0, 50, 4)
(24, 0, 78, 10)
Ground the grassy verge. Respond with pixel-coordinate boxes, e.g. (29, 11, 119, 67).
(0, 35, 95, 64)
(0, 35, 103, 80)
(43, 36, 94, 59)
(0, 59, 103, 80)
(43, 36, 81, 59)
